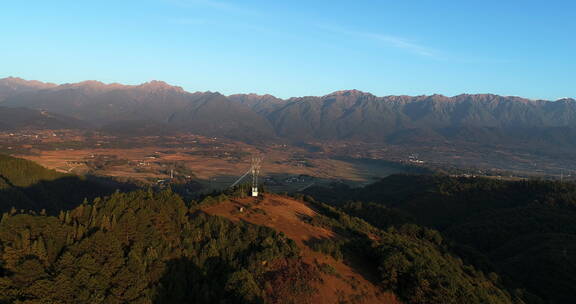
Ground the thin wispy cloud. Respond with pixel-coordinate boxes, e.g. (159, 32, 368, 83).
(170, 18, 208, 25)
(165, 0, 259, 15)
(184, 0, 235, 11)
(319, 24, 439, 58)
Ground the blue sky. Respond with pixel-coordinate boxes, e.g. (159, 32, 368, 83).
(1, 0, 574, 99)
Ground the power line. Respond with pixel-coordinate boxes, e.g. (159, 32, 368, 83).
(230, 168, 251, 188)
(228, 153, 263, 198)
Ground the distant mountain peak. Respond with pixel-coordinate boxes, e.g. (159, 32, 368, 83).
(51, 79, 185, 93)
(325, 89, 374, 98)
(228, 93, 282, 101)
(71, 80, 106, 87)
(241, 93, 276, 98)
(58, 80, 128, 91)
(137, 80, 184, 92)
(1, 76, 26, 83)
(0, 76, 57, 88)
(557, 97, 576, 103)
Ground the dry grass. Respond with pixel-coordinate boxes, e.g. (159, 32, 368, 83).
(203, 194, 401, 304)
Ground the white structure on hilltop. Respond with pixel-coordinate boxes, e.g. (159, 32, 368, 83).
(251, 155, 262, 197)
(229, 153, 263, 197)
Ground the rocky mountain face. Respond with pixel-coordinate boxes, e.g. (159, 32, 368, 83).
(1, 77, 575, 146)
(227, 93, 285, 115)
(0, 77, 56, 101)
(260, 91, 576, 142)
(0, 79, 274, 141)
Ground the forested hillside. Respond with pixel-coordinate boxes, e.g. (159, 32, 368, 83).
(0, 154, 125, 214)
(304, 175, 576, 303)
(0, 155, 527, 304)
(297, 197, 519, 304)
(0, 190, 310, 303)
(0, 187, 519, 304)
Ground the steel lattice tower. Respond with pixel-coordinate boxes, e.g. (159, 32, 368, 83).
(251, 155, 262, 197)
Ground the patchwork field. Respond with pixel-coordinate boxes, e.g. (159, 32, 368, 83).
(15, 144, 412, 192)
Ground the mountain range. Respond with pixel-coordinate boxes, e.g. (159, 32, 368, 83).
(1, 77, 575, 147)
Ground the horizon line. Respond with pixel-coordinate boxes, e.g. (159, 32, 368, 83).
(1, 76, 573, 102)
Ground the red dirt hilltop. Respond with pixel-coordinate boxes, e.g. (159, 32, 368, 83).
(202, 193, 401, 304)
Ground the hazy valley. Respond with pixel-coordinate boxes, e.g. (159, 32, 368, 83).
(1, 76, 575, 183)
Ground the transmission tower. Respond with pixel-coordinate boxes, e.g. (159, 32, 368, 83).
(251, 155, 262, 197)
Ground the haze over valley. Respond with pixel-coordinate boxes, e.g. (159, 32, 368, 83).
(1, 76, 574, 181)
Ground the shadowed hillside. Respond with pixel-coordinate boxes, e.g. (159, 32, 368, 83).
(0, 154, 128, 214)
(304, 174, 576, 303)
(0, 107, 85, 130)
(199, 190, 519, 304)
